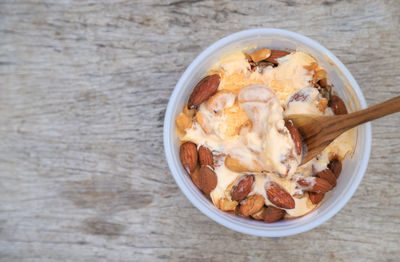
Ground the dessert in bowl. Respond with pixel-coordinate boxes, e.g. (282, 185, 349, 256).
(163, 29, 371, 237)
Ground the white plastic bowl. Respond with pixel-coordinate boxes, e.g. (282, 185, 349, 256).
(163, 29, 371, 237)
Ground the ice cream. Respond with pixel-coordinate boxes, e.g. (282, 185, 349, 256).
(176, 48, 355, 221)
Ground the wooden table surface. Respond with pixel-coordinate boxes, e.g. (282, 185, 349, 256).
(1, 1, 399, 261)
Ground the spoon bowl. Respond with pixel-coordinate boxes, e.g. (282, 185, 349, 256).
(286, 96, 400, 164)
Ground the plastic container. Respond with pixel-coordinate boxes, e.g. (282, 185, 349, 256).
(163, 29, 371, 237)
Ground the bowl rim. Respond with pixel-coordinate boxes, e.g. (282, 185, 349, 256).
(163, 28, 371, 237)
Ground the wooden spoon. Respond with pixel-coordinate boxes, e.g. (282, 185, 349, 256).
(285, 96, 400, 164)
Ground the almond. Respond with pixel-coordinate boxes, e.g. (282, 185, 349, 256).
(313, 68, 327, 83)
(285, 119, 302, 155)
(251, 207, 266, 220)
(217, 197, 238, 211)
(264, 206, 286, 223)
(188, 74, 220, 108)
(231, 175, 254, 202)
(206, 90, 236, 115)
(248, 48, 272, 63)
(239, 194, 265, 216)
(179, 142, 198, 174)
(190, 165, 201, 189)
(199, 165, 217, 195)
(195, 111, 213, 134)
(265, 50, 290, 65)
(225, 155, 246, 172)
(225, 155, 262, 173)
(309, 192, 324, 205)
(328, 158, 342, 178)
(330, 95, 348, 115)
(265, 181, 295, 209)
(198, 145, 214, 167)
(244, 52, 253, 63)
(297, 177, 333, 194)
(316, 169, 337, 187)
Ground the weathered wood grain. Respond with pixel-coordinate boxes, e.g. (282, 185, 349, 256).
(0, 0, 399, 261)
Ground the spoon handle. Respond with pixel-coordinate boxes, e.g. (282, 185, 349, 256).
(337, 96, 400, 132)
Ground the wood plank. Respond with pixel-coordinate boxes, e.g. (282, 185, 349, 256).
(0, 0, 399, 261)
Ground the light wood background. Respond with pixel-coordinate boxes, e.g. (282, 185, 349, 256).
(0, 0, 399, 261)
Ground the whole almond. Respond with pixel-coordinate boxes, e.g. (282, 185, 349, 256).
(199, 165, 217, 195)
(328, 158, 342, 178)
(231, 175, 254, 202)
(330, 95, 348, 115)
(249, 48, 272, 63)
(199, 146, 213, 167)
(309, 192, 324, 205)
(179, 142, 198, 174)
(285, 119, 302, 155)
(316, 169, 337, 187)
(265, 181, 295, 209)
(239, 194, 264, 216)
(265, 50, 290, 64)
(188, 74, 220, 108)
(297, 177, 333, 194)
(264, 206, 286, 223)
